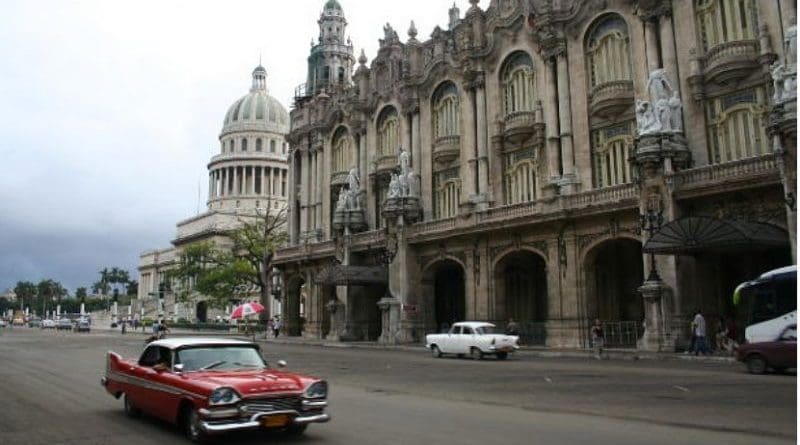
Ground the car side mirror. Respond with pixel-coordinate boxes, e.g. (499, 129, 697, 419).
(277, 360, 287, 368)
(174, 364, 184, 373)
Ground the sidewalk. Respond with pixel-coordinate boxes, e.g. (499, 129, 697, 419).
(105, 325, 737, 364)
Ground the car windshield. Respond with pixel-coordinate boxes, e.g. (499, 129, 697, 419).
(175, 346, 267, 371)
(475, 326, 496, 335)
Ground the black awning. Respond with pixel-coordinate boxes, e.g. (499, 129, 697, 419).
(643, 216, 789, 255)
(313, 265, 388, 286)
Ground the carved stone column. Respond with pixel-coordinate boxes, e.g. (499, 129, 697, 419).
(475, 83, 490, 207)
(462, 83, 478, 207)
(556, 53, 577, 193)
(544, 58, 561, 191)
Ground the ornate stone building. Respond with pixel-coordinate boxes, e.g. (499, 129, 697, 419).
(137, 65, 290, 322)
(274, 0, 796, 350)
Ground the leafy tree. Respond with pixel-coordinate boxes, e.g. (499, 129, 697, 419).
(92, 268, 111, 296)
(75, 287, 88, 302)
(126, 280, 138, 296)
(14, 281, 37, 310)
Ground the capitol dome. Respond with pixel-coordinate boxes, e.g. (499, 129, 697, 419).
(221, 65, 289, 136)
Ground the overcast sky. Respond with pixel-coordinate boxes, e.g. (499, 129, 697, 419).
(0, 0, 469, 293)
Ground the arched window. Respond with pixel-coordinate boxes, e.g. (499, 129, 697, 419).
(241, 138, 248, 152)
(256, 138, 263, 151)
(501, 52, 536, 117)
(229, 140, 235, 152)
(503, 149, 537, 205)
(591, 122, 635, 188)
(434, 168, 460, 219)
(282, 143, 287, 154)
(585, 15, 632, 89)
(705, 87, 769, 163)
(376, 106, 400, 157)
(338, 67, 345, 83)
(331, 127, 353, 174)
(432, 82, 460, 140)
(695, 0, 758, 52)
(270, 140, 276, 153)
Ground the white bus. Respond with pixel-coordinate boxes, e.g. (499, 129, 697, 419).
(733, 266, 796, 343)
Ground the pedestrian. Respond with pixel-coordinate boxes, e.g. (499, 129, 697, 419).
(273, 317, 281, 338)
(157, 319, 170, 339)
(591, 318, 605, 359)
(505, 318, 520, 336)
(121, 319, 127, 335)
(691, 309, 710, 356)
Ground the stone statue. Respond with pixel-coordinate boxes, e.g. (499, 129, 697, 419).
(655, 96, 671, 132)
(399, 147, 411, 177)
(383, 23, 398, 43)
(647, 69, 672, 104)
(347, 166, 360, 194)
(397, 170, 409, 197)
(388, 174, 401, 198)
(668, 92, 683, 133)
(336, 188, 348, 211)
(636, 100, 660, 135)
(771, 62, 786, 102)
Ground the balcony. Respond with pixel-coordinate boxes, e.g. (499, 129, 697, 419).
(670, 154, 780, 198)
(503, 111, 545, 145)
(588, 80, 634, 119)
(373, 154, 398, 176)
(702, 40, 760, 85)
(432, 135, 461, 166)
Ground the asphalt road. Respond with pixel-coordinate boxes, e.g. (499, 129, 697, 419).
(0, 328, 794, 445)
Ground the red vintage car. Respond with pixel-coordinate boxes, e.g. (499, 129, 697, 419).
(101, 338, 329, 442)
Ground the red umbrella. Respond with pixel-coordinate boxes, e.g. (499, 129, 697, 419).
(230, 302, 265, 319)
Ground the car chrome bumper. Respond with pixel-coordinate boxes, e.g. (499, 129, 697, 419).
(200, 411, 330, 434)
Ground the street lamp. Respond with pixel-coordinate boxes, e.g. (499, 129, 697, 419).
(640, 208, 664, 282)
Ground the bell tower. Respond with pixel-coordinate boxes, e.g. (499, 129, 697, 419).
(306, 0, 355, 95)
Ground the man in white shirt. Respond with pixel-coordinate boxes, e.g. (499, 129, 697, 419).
(692, 309, 710, 355)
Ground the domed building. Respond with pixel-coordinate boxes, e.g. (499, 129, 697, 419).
(136, 65, 290, 323)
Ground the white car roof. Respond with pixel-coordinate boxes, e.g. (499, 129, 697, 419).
(148, 337, 255, 350)
(759, 265, 796, 279)
(452, 321, 496, 329)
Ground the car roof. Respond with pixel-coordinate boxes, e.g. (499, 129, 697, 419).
(453, 321, 496, 328)
(147, 337, 255, 350)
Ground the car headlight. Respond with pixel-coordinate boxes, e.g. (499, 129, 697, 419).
(209, 387, 241, 406)
(303, 381, 328, 399)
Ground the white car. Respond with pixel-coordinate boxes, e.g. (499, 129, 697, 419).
(0, 319, 7, 328)
(426, 321, 520, 360)
(41, 319, 57, 329)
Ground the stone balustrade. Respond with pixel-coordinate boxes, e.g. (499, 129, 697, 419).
(588, 80, 634, 118)
(702, 39, 759, 84)
(671, 154, 778, 193)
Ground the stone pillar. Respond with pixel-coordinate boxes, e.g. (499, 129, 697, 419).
(300, 150, 310, 234)
(638, 280, 672, 351)
(233, 166, 239, 196)
(462, 87, 478, 204)
(556, 53, 576, 192)
(317, 150, 325, 230)
(476, 84, 490, 206)
(659, 14, 680, 96)
(544, 58, 561, 189)
(411, 111, 421, 176)
(644, 20, 660, 73)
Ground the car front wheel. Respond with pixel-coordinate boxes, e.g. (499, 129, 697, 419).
(184, 406, 207, 444)
(431, 345, 442, 358)
(746, 354, 768, 374)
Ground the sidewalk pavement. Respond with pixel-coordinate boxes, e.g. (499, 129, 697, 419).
(105, 325, 738, 364)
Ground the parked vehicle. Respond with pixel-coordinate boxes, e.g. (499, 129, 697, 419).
(56, 319, 73, 330)
(733, 266, 796, 344)
(28, 318, 42, 328)
(101, 338, 330, 443)
(75, 320, 91, 333)
(41, 319, 56, 329)
(736, 324, 796, 374)
(0, 319, 7, 328)
(426, 321, 520, 360)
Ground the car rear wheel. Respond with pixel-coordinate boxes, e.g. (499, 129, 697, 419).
(470, 347, 483, 360)
(123, 394, 140, 418)
(431, 345, 442, 358)
(496, 352, 509, 360)
(746, 354, 768, 374)
(184, 406, 207, 444)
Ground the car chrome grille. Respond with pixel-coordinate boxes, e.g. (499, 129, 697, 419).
(243, 396, 301, 414)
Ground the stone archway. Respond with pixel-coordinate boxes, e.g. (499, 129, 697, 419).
(493, 250, 548, 322)
(284, 275, 305, 336)
(195, 301, 208, 323)
(584, 238, 644, 322)
(426, 259, 466, 331)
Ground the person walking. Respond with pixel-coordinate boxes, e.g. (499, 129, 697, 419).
(505, 318, 520, 336)
(591, 318, 605, 359)
(273, 317, 281, 338)
(691, 309, 709, 356)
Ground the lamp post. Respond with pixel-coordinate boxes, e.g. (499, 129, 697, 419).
(640, 208, 664, 282)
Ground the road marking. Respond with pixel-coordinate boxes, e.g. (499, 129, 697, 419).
(544, 377, 552, 383)
(672, 385, 690, 392)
